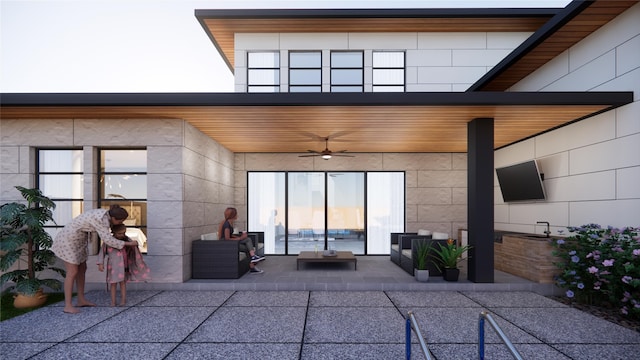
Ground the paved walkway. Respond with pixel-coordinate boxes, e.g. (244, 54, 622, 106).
(2, 257, 639, 359)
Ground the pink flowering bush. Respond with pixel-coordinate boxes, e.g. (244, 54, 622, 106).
(551, 224, 640, 319)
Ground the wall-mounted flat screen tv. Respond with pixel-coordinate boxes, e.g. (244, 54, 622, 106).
(495, 160, 546, 202)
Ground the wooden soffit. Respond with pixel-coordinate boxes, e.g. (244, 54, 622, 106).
(1, 92, 632, 153)
(472, 0, 638, 91)
(195, 8, 557, 72)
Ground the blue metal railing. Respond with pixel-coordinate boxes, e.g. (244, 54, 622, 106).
(405, 311, 434, 360)
(478, 311, 523, 360)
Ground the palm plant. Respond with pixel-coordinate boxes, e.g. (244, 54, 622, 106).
(0, 186, 65, 295)
(433, 239, 471, 272)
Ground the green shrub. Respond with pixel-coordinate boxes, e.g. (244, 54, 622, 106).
(551, 224, 640, 319)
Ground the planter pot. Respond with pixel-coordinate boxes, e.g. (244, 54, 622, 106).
(13, 289, 48, 309)
(414, 269, 430, 282)
(442, 268, 460, 282)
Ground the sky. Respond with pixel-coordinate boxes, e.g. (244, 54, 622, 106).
(1, 0, 571, 93)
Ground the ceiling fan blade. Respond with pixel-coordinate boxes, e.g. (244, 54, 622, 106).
(298, 131, 351, 142)
(299, 137, 355, 159)
(327, 131, 353, 140)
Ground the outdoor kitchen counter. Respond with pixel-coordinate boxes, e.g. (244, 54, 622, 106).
(494, 233, 561, 283)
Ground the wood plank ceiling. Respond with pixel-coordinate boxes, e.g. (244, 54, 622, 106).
(0, 100, 624, 153)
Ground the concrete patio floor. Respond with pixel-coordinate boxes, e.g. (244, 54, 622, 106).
(1, 257, 639, 359)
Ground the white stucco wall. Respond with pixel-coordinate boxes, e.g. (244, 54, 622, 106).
(495, 3, 640, 234)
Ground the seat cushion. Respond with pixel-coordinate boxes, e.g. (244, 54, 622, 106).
(201, 233, 218, 240)
(432, 232, 449, 239)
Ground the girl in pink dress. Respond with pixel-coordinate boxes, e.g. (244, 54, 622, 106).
(98, 223, 150, 306)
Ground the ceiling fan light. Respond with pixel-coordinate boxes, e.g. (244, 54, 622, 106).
(322, 154, 332, 160)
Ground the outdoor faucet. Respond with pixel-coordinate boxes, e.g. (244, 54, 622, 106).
(537, 221, 550, 237)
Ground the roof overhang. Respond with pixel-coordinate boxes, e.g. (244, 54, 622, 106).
(195, 1, 638, 88)
(195, 8, 558, 73)
(1, 91, 632, 153)
(471, 0, 639, 91)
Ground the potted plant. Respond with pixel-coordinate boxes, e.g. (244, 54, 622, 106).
(0, 186, 65, 308)
(433, 238, 471, 281)
(413, 240, 433, 282)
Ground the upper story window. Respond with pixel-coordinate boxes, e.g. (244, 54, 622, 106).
(37, 149, 84, 230)
(373, 51, 405, 92)
(289, 51, 321, 92)
(330, 51, 363, 92)
(247, 51, 280, 93)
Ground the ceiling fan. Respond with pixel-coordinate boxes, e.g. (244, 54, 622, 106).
(299, 137, 354, 160)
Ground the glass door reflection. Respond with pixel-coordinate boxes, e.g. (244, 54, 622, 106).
(327, 172, 365, 254)
(287, 172, 325, 254)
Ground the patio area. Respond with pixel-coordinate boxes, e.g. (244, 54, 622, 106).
(108, 255, 562, 295)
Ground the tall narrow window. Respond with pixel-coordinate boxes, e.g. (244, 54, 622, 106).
(373, 51, 405, 92)
(247, 51, 280, 93)
(99, 149, 148, 252)
(289, 51, 321, 92)
(37, 149, 84, 236)
(367, 172, 405, 254)
(330, 51, 363, 92)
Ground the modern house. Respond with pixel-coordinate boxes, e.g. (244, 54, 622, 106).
(1, 0, 638, 285)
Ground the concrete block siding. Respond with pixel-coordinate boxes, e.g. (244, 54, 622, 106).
(496, 2, 640, 233)
(0, 116, 467, 283)
(0, 119, 236, 283)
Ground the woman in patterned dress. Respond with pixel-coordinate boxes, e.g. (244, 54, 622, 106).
(52, 205, 139, 314)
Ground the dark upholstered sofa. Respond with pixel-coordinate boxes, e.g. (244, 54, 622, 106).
(390, 232, 447, 276)
(390, 232, 416, 268)
(192, 232, 264, 279)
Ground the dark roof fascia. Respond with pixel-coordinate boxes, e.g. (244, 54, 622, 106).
(468, 0, 592, 92)
(194, 8, 560, 20)
(0, 92, 632, 108)
(195, 14, 232, 73)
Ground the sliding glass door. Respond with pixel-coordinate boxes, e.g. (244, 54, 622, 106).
(327, 172, 365, 254)
(248, 171, 404, 255)
(287, 172, 325, 254)
(367, 172, 405, 254)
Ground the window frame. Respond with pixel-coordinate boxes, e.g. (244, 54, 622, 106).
(98, 148, 148, 252)
(247, 51, 281, 93)
(36, 148, 84, 231)
(288, 50, 322, 93)
(330, 51, 364, 92)
(372, 51, 406, 92)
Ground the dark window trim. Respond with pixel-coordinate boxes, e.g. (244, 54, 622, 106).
(247, 51, 281, 93)
(372, 50, 406, 91)
(330, 50, 364, 92)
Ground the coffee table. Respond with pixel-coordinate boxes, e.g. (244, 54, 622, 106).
(296, 251, 357, 270)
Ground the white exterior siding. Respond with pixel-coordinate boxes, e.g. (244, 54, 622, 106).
(496, 2, 640, 233)
(235, 31, 531, 92)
